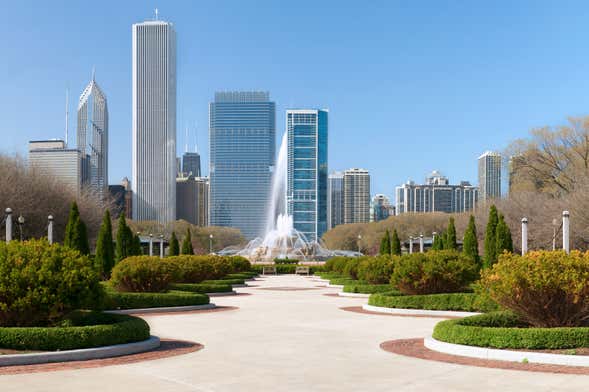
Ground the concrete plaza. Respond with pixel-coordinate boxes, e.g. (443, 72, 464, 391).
(2, 275, 588, 391)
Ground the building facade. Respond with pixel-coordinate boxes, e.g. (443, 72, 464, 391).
(176, 175, 209, 226)
(132, 19, 177, 222)
(395, 171, 478, 214)
(209, 92, 275, 239)
(77, 74, 108, 200)
(327, 172, 344, 229)
(286, 109, 328, 242)
(28, 140, 82, 194)
(343, 168, 370, 224)
(371, 194, 394, 222)
(108, 177, 132, 218)
(182, 151, 201, 177)
(478, 151, 501, 201)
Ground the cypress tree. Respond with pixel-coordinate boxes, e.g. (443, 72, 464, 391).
(462, 215, 479, 265)
(484, 205, 499, 268)
(445, 217, 457, 250)
(379, 229, 391, 255)
(169, 231, 179, 256)
(95, 210, 114, 278)
(64, 202, 80, 249)
(390, 229, 402, 255)
(115, 214, 130, 262)
(495, 214, 513, 258)
(432, 232, 444, 250)
(131, 233, 143, 256)
(77, 219, 90, 255)
(181, 228, 194, 255)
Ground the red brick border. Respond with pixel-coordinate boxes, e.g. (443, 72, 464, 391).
(0, 339, 203, 375)
(381, 338, 589, 375)
(131, 306, 239, 317)
(255, 287, 322, 291)
(341, 306, 460, 319)
(323, 293, 340, 297)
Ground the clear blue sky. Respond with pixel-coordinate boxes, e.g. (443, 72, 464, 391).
(2, 1, 589, 199)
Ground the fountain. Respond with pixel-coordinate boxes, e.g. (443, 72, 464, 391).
(219, 132, 334, 262)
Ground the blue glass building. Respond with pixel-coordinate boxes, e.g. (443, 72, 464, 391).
(287, 109, 328, 242)
(209, 92, 275, 239)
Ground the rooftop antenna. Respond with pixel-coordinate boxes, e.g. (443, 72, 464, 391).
(194, 121, 198, 153)
(154, 8, 159, 21)
(91, 66, 96, 82)
(65, 88, 69, 146)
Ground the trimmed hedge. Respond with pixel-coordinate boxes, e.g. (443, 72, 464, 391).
(328, 277, 362, 286)
(0, 311, 150, 351)
(274, 258, 299, 264)
(201, 278, 245, 286)
(343, 284, 397, 294)
(101, 284, 209, 310)
(433, 311, 589, 349)
(170, 282, 232, 293)
(111, 256, 178, 292)
(368, 292, 498, 312)
(225, 272, 258, 280)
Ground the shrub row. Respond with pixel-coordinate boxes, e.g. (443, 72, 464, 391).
(274, 258, 299, 264)
(433, 312, 589, 349)
(250, 264, 324, 274)
(368, 292, 498, 312)
(170, 283, 233, 293)
(0, 311, 150, 351)
(101, 284, 209, 310)
(342, 284, 397, 294)
(201, 278, 245, 286)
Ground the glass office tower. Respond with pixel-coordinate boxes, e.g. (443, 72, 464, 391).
(286, 109, 328, 242)
(209, 92, 275, 239)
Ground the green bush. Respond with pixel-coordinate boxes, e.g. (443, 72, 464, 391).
(170, 282, 232, 293)
(368, 292, 498, 312)
(328, 277, 360, 285)
(0, 239, 103, 327)
(111, 256, 178, 292)
(342, 258, 362, 280)
(168, 255, 216, 283)
(324, 257, 354, 274)
(433, 311, 589, 349)
(201, 278, 245, 286)
(251, 264, 324, 274)
(391, 250, 478, 295)
(0, 311, 149, 351)
(357, 255, 395, 284)
(101, 284, 209, 310)
(343, 284, 396, 294)
(481, 250, 589, 327)
(225, 272, 257, 280)
(274, 258, 299, 264)
(228, 256, 252, 272)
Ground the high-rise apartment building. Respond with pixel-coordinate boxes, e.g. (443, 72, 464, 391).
(77, 74, 108, 200)
(478, 151, 501, 201)
(286, 109, 328, 242)
(176, 175, 209, 227)
(132, 19, 177, 222)
(182, 152, 201, 177)
(327, 172, 344, 229)
(371, 194, 394, 222)
(28, 140, 82, 194)
(396, 171, 478, 214)
(209, 92, 275, 239)
(343, 168, 370, 224)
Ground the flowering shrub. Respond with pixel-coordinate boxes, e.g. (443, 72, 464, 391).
(481, 250, 589, 327)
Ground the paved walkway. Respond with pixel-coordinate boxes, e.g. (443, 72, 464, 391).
(2, 275, 589, 391)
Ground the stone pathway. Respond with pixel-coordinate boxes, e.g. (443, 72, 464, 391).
(2, 275, 588, 391)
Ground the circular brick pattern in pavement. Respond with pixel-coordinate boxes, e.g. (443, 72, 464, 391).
(131, 306, 239, 317)
(381, 338, 589, 375)
(255, 287, 323, 291)
(0, 339, 203, 375)
(341, 306, 457, 319)
(323, 293, 340, 297)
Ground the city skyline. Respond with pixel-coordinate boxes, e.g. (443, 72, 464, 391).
(4, 2, 586, 198)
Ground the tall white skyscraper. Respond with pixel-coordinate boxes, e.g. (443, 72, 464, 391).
(343, 168, 371, 224)
(132, 18, 177, 222)
(478, 151, 502, 201)
(77, 73, 108, 200)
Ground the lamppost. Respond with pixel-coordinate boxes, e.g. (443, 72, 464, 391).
(48, 215, 54, 244)
(552, 218, 557, 251)
(5, 208, 12, 242)
(357, 234, 362, 254)
(149, 233, 153, 256)
(159, 234, 164, 258)
(209, 234, 214, 254)
(17, 215, 25, 241)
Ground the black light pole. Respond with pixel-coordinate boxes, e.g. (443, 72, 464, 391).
(17, 215, 25, 241)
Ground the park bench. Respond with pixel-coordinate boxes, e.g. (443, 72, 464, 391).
(295, 266, 310, 275)
(263, 265, 277, 275)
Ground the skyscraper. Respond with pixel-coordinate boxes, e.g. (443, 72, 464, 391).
(286, 109, 328, 242)
(182, 152, 201, 177)
(343, 168, 371, 224)
(132, 18, 177, 222)
(209, 92, 275, 239)
(370, 194, 394, 222)
(478, 151, 502, 201)
(28, 140, 82, 194)
(77, 73, 108, 199)
(176, 175, 209, 227)
(327, 172, 344, 229)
